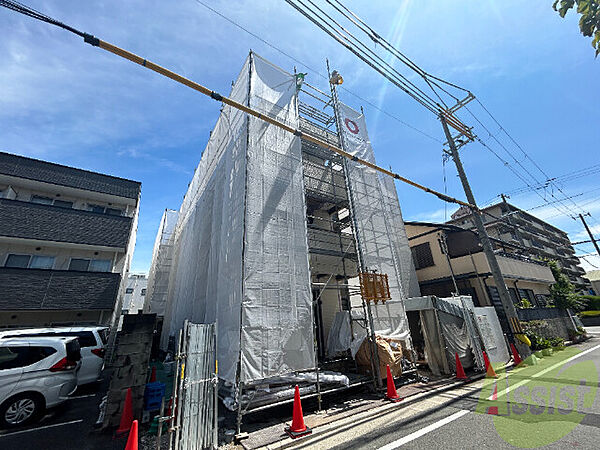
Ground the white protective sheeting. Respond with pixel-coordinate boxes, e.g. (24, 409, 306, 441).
(337, 103, 418, 344)
(162, 54, 313, 383)
(146, 209, 178, 316)
(474, 306, 510, 364)
(338, 102, 420, 300)
(326, 311, 352, 357)
(240, 54, 314, 382)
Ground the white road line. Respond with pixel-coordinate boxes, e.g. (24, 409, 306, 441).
(0, 419, 83, 438)
(492, 343, 600, 400)
(68, 394, 96, 399)
(377, 409, 470, 450)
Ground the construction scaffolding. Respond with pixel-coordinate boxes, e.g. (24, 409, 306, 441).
(146, 208, 178, 317)
(153, 53, 420, 424)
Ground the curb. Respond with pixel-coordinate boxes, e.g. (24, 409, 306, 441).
(258, 374, 487, 450)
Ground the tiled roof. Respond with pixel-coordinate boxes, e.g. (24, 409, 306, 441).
(0, 151, 141, 199)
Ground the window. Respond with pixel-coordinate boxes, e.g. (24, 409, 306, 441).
(105, 208, 123, 216)
(88, 204, 105, 213)
(0, 346, 56, 370)
(125, 288, 134, 294)
(411, 242, 435, 269)
(89, 259, 111, 272)
(29, 255, 55, 269)
(535, 294, 548, 307)
(141, 288, 147, 296)
(31, 195, 53, 205)
(30, 195, 73, 209)
(5, 254, 31, 268)
(54, 200, 73, 209)
(88, 204, 123, 216)
(69, 258, 111, 272)
(69, 258, 90, 271)
(4, 254, 55, 269)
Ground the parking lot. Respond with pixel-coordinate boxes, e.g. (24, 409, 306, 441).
(0, 380, 125, 450)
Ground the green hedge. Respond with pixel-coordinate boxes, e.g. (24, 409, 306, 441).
(577, 295, 600, 311)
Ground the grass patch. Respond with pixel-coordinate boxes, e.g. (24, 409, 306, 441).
(580, 310, 600, 317)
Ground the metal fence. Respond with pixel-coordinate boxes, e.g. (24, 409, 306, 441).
(170, 321, 218, 450)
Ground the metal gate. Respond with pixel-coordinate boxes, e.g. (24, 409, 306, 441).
(171, 321, 218, 450)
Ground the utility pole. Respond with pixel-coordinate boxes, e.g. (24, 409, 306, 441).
(579, 213, 600, 257)
(440, 116, 530, 358)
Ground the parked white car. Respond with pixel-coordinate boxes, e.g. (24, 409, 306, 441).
(0, 337, 81, 428)
(0, 327, 108, 385)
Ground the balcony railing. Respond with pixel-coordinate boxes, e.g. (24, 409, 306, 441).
(0, 198, 132, 249)
(0, 267, 120, 311)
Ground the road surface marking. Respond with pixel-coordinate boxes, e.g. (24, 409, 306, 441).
(0, 419, 83, 438)
(492, 343, 600, 400)
(69, 394, 96, 399)
(377, 409, 470, 449)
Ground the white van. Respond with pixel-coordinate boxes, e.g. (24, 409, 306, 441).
(0, 327, 108, 385)
(0, 337, 80, 427)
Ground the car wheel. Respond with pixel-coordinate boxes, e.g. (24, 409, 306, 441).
(0, 393, 44, 428)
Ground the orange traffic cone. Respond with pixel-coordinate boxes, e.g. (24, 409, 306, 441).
(510, 343, 523, 366)
(385, 364, 402, 402)
(454, 353, 468, 380)
(149, 366, 157, 383)
(285, 385, 311, 438)
(124, 420, 138, 450)
(116, 388, 134, 436)
(486, 383, 499, 415)
(482, 351, 498, 378)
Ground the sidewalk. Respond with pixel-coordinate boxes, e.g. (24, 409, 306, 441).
(238, 375, 484, 450)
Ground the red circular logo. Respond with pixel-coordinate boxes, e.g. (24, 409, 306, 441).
(344, 118, 360, 134)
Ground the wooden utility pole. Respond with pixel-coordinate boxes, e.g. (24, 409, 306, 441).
(440, 115, 530, 358)
(579, 213, 600, 257)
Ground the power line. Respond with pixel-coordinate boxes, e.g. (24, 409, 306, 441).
(284, 0, 591, 225)
(193, 0, 443, 143)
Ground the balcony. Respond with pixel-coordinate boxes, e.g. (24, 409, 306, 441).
(443, 251, 555, 284)
(0, 198, 132, 249)
(0, 267, 120, 311)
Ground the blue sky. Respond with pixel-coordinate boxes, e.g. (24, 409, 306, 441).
(1, 0, 599, 273)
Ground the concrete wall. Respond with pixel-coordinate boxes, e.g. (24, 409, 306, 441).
(517, 308, 575, 340)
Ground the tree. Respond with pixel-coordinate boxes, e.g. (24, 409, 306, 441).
(547, 260, 583, 310)
(553, 0, 600, 56)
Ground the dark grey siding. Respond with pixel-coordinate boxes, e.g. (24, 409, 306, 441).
(0, 198, 132, 248)
(0, 268, 120, 310)
(0, 151, 140, 199)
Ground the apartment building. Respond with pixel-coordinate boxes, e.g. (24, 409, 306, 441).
(447, 200, 589, 292)
(122, 273, 148, 314)
(405, 221, 556, 330)
(0, 151, 140, 328)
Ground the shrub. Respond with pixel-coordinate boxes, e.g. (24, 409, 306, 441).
(578, 295, 600, 311)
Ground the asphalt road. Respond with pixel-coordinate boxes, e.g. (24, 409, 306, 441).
(0, 378, 125, 450)
(290, 331, 600, 450)
(4, 328, 600, 449)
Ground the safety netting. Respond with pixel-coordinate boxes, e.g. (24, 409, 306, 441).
(146, 209, 178, 316)
(161, 53, 314, 383)
(337, 103, 419, 342)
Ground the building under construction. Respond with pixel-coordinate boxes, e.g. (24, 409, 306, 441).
(148, 52, 424, 410)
